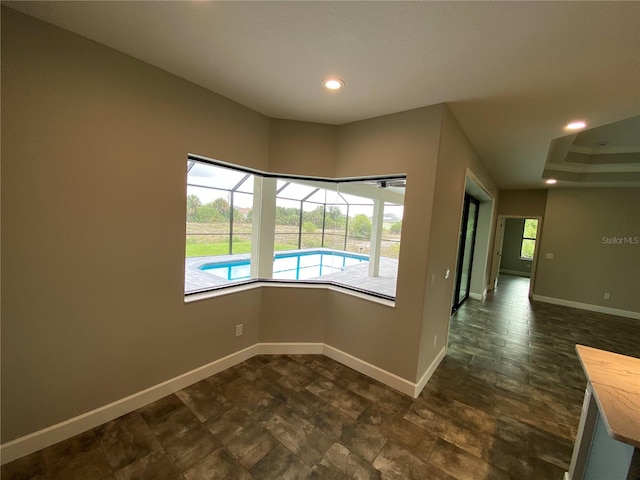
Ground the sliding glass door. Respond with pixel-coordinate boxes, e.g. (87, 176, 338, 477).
(453, 194, 479, 312)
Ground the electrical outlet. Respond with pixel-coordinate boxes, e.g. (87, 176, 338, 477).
(235, 324, 243, 336)
(603, 293, 610, 300)
(445, 268, 450, 279)
(433, 335, 438, 347)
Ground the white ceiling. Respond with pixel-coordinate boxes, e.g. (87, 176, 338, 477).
(544, 116, 640, 186)
(4, 1, 640, 189)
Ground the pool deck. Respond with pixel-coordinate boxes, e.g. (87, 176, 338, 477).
(185, 249, 398, 298)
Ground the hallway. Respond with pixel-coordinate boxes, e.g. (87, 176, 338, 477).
(3, 275, 640, 479)
(444, 274, 640, 477)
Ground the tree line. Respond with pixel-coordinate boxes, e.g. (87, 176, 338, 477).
(187, 195, 401, 238)
(187, 195, 252, 224)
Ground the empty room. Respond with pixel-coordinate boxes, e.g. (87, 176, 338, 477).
(2, 2, 639, 479)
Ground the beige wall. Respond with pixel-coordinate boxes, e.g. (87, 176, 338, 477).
(497, 189, 547, 217)
(500, 218, 532, 276)
(490, 189, 547, 289)
(534, 188, 640, 314)
(259, 287, 327, 343)
(1, 9, 499, 445)
(1, 9, 269, 442)
(416, 107, 499, 376)
(263, 106, 448, 380)
(268, 119, 338, 177)
(329, 106, 444, 379)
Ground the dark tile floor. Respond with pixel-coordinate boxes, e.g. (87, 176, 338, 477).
(4, 275, 640, 479)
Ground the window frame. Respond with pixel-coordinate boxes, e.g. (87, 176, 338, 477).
(520, 218, 538, 261)
(185, 155, 406, 301)
(186, 160, 255, 257)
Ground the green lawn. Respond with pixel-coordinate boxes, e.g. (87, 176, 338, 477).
(186, 242, 251, 257)
(186, 241, 298, 257)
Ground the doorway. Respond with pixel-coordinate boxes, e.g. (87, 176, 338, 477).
(490, 215, 542, 298)
(452, 193, 480, 312)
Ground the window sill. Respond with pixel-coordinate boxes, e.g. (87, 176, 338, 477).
(185, 280, 396, 308)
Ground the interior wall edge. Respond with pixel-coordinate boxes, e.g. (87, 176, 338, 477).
(0, 341, 425, 465)
(415, 105, 500, 381)
(0, 344, 259, 465)
(532, 295, 640, 320)
(464, 167, 499, 302)
(1, 8, 497, 448)
(413, 345, 447, 395)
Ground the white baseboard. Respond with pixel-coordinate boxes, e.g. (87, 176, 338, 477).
(0, 344, 258, 465)
(499, 269, 530, 277)
(414, 346, 447, 397)
(470, 287, 489, 301)
(322, 345, 418, 398)
(533, 295, 640, 320)
(1, 341, 435, 465)
(257, 342, 324, 355)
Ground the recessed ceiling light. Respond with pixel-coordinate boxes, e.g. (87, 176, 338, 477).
(545, 178, 558, 185)
(323, 78, 344, 91)
(565, 121, 587, 131)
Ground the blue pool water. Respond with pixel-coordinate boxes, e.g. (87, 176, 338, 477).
(200, 250, 368, 281)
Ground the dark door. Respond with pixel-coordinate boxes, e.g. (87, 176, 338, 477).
(452, 194, 480, 312)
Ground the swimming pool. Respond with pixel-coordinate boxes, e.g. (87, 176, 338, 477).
(200, 250, 369, 281)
